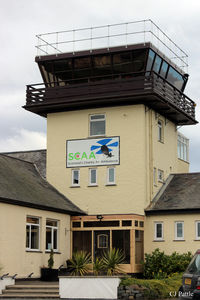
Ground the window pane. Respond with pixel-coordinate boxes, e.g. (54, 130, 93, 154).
(98, 235, 108, 248)
(31, 225, 39, 249)
(156, 223, 162, 238)
(167, 67, 184, 90)
(146, 49, 155, 71)
(197, 223, 200, 238)
(91, 115, 105, 120)
(46, 227, 52, 250)
(112, 230, 130, 263)
(46, 220, 57, 227)
(153, 55, 162, 73)
(90, 169, 97, 184)
(90, 121, 105, 136)
(27, 217, 39, 224)
(73, 231, 92, 254)
(73, 170, 79, 184)
(160, 61, 168, 78)
(26, 225, 30, 248)
(177, 223, 183, 237)
(53, 229, 57, 250)
(108, 168, 115, 183)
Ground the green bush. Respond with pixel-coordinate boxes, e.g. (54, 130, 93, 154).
(121, 273, 183, 299)
(68, 251, 91, 276)
(143, 248, 193, 279)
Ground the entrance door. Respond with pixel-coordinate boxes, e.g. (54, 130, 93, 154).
(94, 230, 110, 260)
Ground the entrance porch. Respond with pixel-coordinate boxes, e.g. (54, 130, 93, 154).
(71, 214, 144, 273)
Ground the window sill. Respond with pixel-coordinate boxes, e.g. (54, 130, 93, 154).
(153, 239, 165, 242)
(194, 239, 200, 241)
(70, 185, 80, 188)
(158, 140, 164, 144)
(88, 184, 98, 187)
(105, 183, 116, 186)
(45, 251, 61, 254)
(26, 250, 43, 253)
(173, 239, 185, 241)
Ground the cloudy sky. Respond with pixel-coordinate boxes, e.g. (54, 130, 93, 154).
(0, 0, 200, 171)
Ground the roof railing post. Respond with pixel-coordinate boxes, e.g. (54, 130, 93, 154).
(107, 25, 110, 50)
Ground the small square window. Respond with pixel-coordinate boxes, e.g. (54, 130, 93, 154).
(158, 119, 164, 142)
(72, 169, 80, 186)
(174, 221, 184, 240)
(158, 169, 164, 182)
(97, 234, 108, 248)
(154, 222, 163, 240)
(89, 168, 97, 186)
(90, 114, 105, 137)
(107, 167, 115, 185)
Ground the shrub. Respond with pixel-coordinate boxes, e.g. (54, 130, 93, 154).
(143, 248, 193, 279)
(48, 249, 54, 269)
(101, 248, 125, 275)
(68, 251, 91, 276)
(93, 258, 104, 275)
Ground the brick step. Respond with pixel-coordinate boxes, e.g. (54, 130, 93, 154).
(0, 293, 59, 298)
(7, 285, 59, 290)
(3, 289, 59, 294)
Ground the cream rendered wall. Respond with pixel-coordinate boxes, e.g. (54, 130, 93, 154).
(177, 158, 189, 173)
(47, 105, 187, 216)
(144, 214, 200, 255)
(47, 105, 147, 215)
(0, 203, 70, 278)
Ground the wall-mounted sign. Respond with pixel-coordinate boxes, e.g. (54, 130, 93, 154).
(66, 137, 120, 168)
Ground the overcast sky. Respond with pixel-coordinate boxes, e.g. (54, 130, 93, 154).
(0, 0, 200, 172)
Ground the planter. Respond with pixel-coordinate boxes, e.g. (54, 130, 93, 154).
(0, 277, 15, 294)
(59, 276, 121, 299)
(41, 268, 58, 281)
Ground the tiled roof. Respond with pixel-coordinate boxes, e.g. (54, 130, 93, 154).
(0, 154, 85, 215)
(2, 149, 46, 179)
(146, 173, 200, 214)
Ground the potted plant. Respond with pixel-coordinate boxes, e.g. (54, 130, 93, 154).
(59, 249, 125, 299)
(41, 249, 58, 281)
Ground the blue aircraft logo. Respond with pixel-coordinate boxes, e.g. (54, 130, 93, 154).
(90, 138, 119, 157)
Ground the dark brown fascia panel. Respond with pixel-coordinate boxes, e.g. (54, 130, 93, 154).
(35, 43, 151, 62)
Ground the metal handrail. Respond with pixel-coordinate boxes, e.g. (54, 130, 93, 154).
(35, 20, 188, 72)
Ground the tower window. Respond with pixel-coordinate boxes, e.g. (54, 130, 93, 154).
(90, 114, 105, 137)
(72, 169, 80, 186)
(107, 167, 115, 185)
(158, 119, 164, 142)
(177, 133, 189, 162)
(89, 168, 97, 186)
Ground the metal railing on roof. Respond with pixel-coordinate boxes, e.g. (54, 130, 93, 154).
(36, 19, 188, 72)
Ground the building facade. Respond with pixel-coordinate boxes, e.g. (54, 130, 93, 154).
(1, 20, 198, 277)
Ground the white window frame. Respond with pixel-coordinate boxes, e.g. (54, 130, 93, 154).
(195, 221, 200, 240)
(154, 222, 164, 241)
(89, 168, 97, 186)
(177, 132, 189, 162)
(89, 114, 106, 137)
(46, 219, 58, 251)
(71, 169, 80, 187)
(106, 167, 116, 185)
(158, 169, 164, 182)
(26, 216, 40, 251)
(174, 221, 184, 240)
(158, 119, 164, 142)
(97, 234, 108, 249)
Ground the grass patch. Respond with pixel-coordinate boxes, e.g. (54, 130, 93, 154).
(120, 273, 182, 298)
